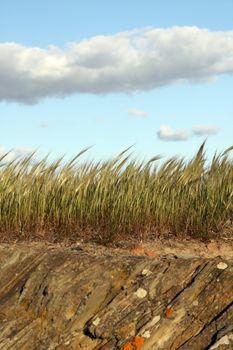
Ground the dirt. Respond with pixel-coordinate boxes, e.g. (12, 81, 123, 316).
(2, 234, 232, 261)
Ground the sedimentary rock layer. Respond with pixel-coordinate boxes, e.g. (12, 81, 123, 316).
(0, 244, 232, 349)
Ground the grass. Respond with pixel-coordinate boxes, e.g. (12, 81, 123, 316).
(0, 142, 232, 243)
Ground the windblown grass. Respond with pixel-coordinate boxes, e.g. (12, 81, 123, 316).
(0, 142, 232, 242)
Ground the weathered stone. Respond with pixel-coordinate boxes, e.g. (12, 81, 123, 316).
(0, 243, 232, 349)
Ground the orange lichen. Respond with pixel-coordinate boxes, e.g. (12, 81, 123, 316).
(165, 306, 173, 318)
(132, 245, 145, 256)
(145, 249, 157, 257)
(123, 335, 145, 350)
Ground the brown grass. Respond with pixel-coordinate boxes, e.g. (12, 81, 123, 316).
(0, 142, 232, 244)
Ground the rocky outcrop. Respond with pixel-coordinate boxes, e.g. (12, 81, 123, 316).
(0, 243, 232, 349)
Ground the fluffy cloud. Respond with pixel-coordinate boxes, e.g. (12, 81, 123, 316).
(157, 124, 220, 141)
(157, 125, 190, 141)
(128, 108, 148, 117)
(192, 125, 220, 136)
(0, 26, 233, 104)
(0, 146, 35, 163)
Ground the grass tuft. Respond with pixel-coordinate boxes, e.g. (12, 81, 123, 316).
(0, 142, 232, 243)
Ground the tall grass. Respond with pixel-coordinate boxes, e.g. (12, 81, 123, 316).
(0, 143, 232, 242)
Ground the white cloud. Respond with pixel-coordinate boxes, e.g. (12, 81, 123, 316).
(0, 146, 35, 163)
(157, 124, 221, 141)
(157, 125, 190, 141)
(192, 125, 220, 136)
(0, 26, 233, 104)
(40, 122, 48, 128)
(128, 108, 148, 117)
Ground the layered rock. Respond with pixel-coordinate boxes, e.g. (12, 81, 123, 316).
(0, 243, 232, 349)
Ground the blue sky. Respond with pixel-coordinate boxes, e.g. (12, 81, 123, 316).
(0, 0, 233, 163)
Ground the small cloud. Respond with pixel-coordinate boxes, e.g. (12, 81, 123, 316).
(128, 108, 148, 118)
(157, 125, 190, 141)
(0, 146, 36, 163)
(40, 122, 48, 128)
(95, 117, 105, 125)
(192, 125, 220, 136)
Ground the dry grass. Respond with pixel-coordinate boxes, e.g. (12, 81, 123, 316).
(0, 142, 232, 243)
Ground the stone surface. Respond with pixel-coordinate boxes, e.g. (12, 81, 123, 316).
(0, 243, 232, 349)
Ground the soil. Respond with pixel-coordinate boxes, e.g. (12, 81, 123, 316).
(1, 233, 233, 261)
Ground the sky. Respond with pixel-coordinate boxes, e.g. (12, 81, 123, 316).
(0, 0, 233, 164)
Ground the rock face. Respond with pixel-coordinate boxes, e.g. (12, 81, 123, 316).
(0, 243, 233, 350)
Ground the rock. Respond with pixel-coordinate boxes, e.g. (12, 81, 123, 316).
(217, 262, 228, 270)
(0, 243, 232, 349)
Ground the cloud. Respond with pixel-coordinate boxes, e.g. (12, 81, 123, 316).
(0, 146, 36, 163)
(157, 124, 221, 141)
(192, 125, 220, 136)
(40, 122, 48, 128)
(128, 108, 148, 117)
(157, 125, 190, 141)
(95, 117, 105, 124)
(1, 26, 233, 104)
